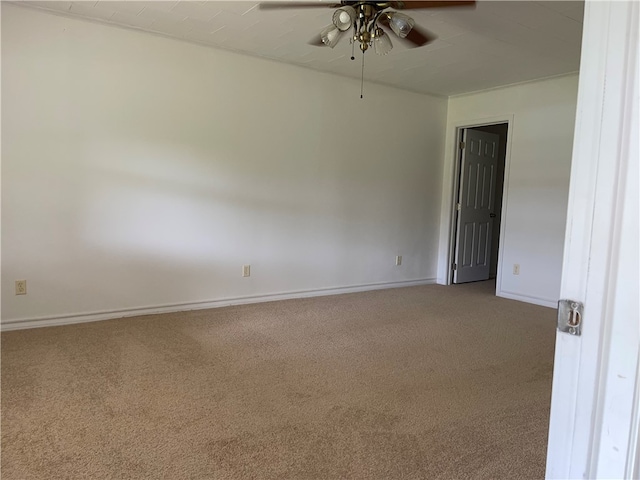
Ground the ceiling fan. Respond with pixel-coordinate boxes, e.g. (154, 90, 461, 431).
(259, 1, 476, 55)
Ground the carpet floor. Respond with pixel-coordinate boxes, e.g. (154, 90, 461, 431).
(1, 281, 556, 479)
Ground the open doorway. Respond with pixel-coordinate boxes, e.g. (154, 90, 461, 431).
(450, 122, 508, 286)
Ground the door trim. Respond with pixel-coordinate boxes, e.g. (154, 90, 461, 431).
(441, 116, 514, 295)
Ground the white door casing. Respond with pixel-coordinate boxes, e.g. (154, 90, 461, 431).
(453, 129, 499, 284)
(545, 1, 639, 478)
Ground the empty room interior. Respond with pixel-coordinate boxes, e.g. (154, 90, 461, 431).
(0, 0, 600, 478)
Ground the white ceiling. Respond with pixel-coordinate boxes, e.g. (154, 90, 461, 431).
(13, 0, 584, 96)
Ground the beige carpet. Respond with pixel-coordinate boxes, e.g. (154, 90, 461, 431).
(1, 281, 556, 479)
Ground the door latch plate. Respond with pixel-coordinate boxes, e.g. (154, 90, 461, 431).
(557, 299, 583, 336)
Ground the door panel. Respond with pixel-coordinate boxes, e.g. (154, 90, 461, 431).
(453, 129, 500, 284)
(462, 222, 474, 267)
(477, 221, 489, 266)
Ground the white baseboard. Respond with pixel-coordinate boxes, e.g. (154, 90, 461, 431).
(497, 289, 557, 309)
(1, 278, 436, 332)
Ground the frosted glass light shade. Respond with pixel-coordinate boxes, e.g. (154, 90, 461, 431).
(332, 6, 356, 32)
(321, 24, 343, 48)
(388, 13, 415, 38)
(374, 32, 393, 55)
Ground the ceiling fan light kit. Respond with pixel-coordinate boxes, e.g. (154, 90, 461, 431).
(323, 3, 414, 55)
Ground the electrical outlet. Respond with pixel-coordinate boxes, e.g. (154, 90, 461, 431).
(395, 255, 402, 266)
(242, 265, 251, 277)
(513, 264, 520, 275)
(15, 280, 27, 295)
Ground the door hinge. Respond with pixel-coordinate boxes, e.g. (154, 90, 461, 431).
(557, 299, 583, 336)
(459, 141, 466, 150)
(456, 203, 461, 211)
(452, 263, 457, 271)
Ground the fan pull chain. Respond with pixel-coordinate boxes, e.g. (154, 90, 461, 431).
(351, 40, 355, 61)
(360, 52, 365, 99)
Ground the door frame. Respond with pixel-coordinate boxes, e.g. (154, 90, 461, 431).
(445, 116, 514, 290)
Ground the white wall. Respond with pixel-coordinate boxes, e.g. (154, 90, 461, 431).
(438, 75, 579, 307)
(1, 5, 448, 326)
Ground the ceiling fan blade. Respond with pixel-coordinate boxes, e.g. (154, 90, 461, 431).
(259, 2, 340, 10)
(308, 35, 326, 46)
(403, 24, 437, 47)
(378, 14, 436, 48)
(390, 1, 476, 10)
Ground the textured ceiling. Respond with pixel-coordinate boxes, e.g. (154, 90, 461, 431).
(13, 0, 584, 96)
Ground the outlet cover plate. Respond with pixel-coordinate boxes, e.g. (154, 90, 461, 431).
(15, 280, 27, 295)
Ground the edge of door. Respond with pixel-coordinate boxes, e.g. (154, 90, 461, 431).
(545, 1, 639, 478)
(442, 116, 515, 296)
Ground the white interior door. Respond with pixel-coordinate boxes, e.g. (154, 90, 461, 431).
(453, 129, 499, 284)
(545, 1, 639, 478)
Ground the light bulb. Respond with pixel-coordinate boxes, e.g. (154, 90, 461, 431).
(332, 6, 356, 32)
(320, 24, 343, 48)
(388, 12, 415, 39)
